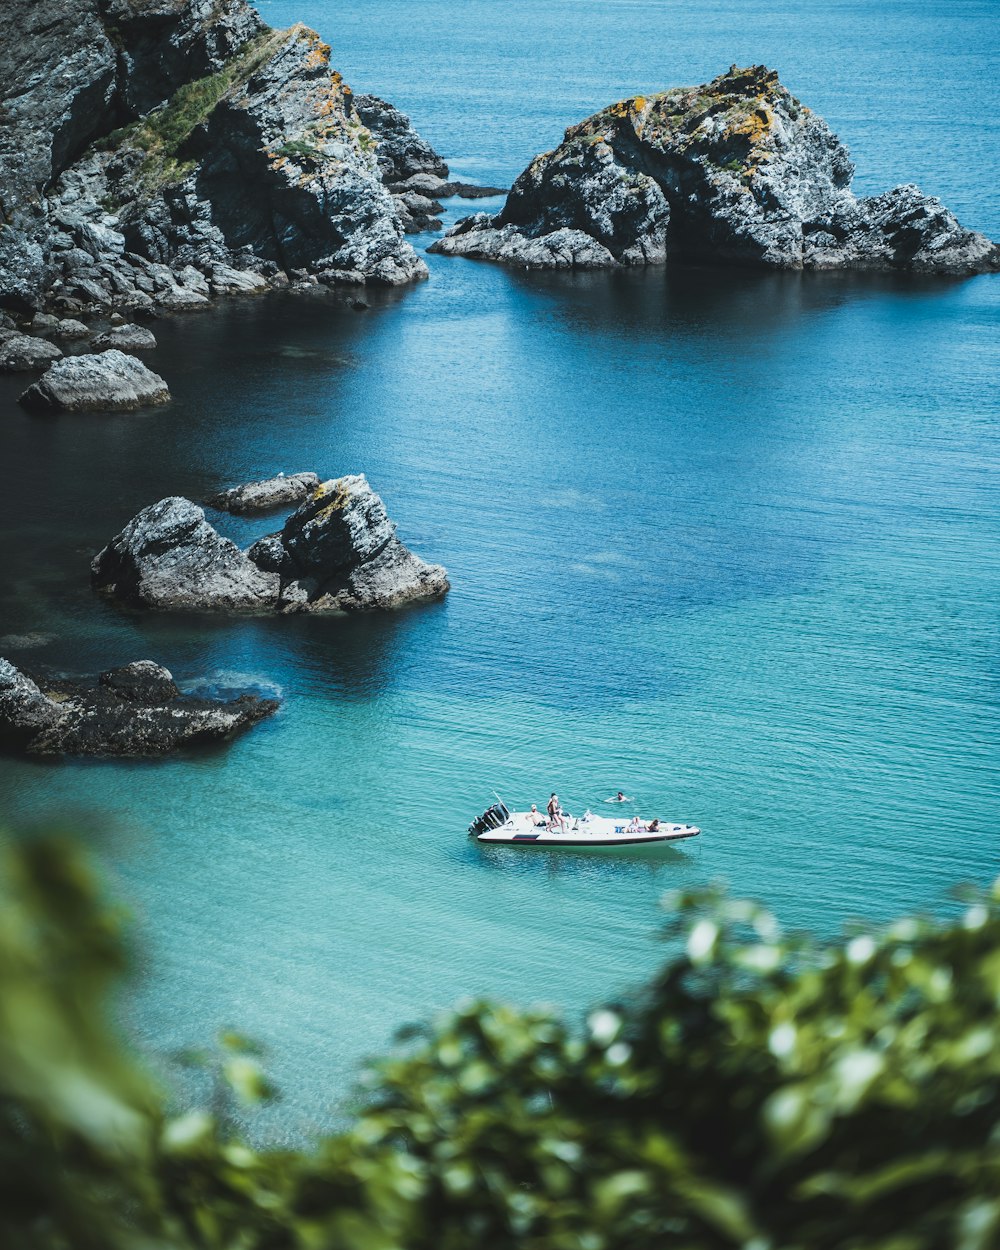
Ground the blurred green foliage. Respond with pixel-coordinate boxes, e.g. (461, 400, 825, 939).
(1, 828, 998, 1250)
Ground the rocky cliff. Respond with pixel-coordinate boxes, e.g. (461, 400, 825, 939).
(0, 0, 452, 317)
(431, 65, 999, 274)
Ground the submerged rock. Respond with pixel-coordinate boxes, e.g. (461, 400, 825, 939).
(92, 323, 157, 352)
(91, 496, 281, 611)
(93, 476, 449, 614)
(0, 657, 278, 757)
(0, 332, 63, 372)
(431, 65, 1000, 274)
(18, 349, 170, 412)
(438, 181, 510, 200)
(207, 472, 321, 515)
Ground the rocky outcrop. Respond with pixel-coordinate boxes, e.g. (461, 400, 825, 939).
(101, 0, 268, 117)
(207, 471, 321, 514)
(0, 657, 278, 757)
(19, 349, 169, 412)
(92, 323, 157, 351)
(249, 474, 450, 611)
(0, 0, 449, 317)
(92, 475, 449, 613)
(91, 496, 280, 609)
(0, 333, 63, 372)
(431, 65, 1000, 274)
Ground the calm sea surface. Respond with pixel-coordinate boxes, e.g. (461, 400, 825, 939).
(1, 0, 998, 1138)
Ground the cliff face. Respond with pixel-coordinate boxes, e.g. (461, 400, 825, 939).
(0, 0, 445, 314)
(431, 65, 999, 274)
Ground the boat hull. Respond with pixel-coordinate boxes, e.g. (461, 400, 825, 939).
(475, 830, 699, 847)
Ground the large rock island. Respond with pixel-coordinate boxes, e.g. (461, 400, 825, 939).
(431, 65, 999, 274)
(92, 474, 449, 612)
(0, 658, 277, 757)
(0, 0, 456, 318)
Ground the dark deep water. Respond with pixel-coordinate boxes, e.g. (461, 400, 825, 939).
(0, 0, 997, 1139)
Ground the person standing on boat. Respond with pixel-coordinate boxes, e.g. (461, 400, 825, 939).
(547, 793, 567, 832)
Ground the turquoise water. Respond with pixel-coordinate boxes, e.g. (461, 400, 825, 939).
(1, 0, 998, 1138)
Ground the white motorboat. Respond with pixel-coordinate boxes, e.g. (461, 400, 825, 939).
(468, 798, 700, 847)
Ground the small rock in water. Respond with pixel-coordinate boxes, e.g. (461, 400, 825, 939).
(208, 266, 269, 297)
(261, 473, 451, 612)
(18, 349, 170, 412)
(0, 332, 63, 372)
(53, 318, 91, 339)
(91, 323, 157, 352)
(30, 312, 61, 335)
(440, 181, 510, 199)
(207, 472, 322, 515)
(0, 657, 278, 758)
(159, 288, 211, 312)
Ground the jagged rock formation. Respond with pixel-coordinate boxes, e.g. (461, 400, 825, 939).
(0, 657, 278, 757)
(207, 471, 321, 514)
(354, 94, 446, 233)
(92, 475, 449, 612)
(248, 474, 451, 611)
(431, 65, 1000, 274)
(19, 350, 170, 412)
(0, 0, 452, 321)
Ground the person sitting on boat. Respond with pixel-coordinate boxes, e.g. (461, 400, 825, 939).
(547, 793, 567, 832)
(647, 818, 660, 832)
(627, 815, 643, 834)
(528, 804, 546, 828)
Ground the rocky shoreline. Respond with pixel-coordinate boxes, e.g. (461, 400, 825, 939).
(430, 65, 1000, 274)
(0, 0, 451, 321)
(0, 0, 503, 414)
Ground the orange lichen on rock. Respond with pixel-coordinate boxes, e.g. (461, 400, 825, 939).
(725, 103, 774, 149)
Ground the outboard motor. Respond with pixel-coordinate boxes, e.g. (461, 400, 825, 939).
(468, 800, 510, 837)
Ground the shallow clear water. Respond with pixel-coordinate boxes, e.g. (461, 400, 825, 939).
(1, 0, 998, 1139)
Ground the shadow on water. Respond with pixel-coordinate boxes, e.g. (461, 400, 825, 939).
(503, 262, 974, 338)
(64, 598, 448, 703)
